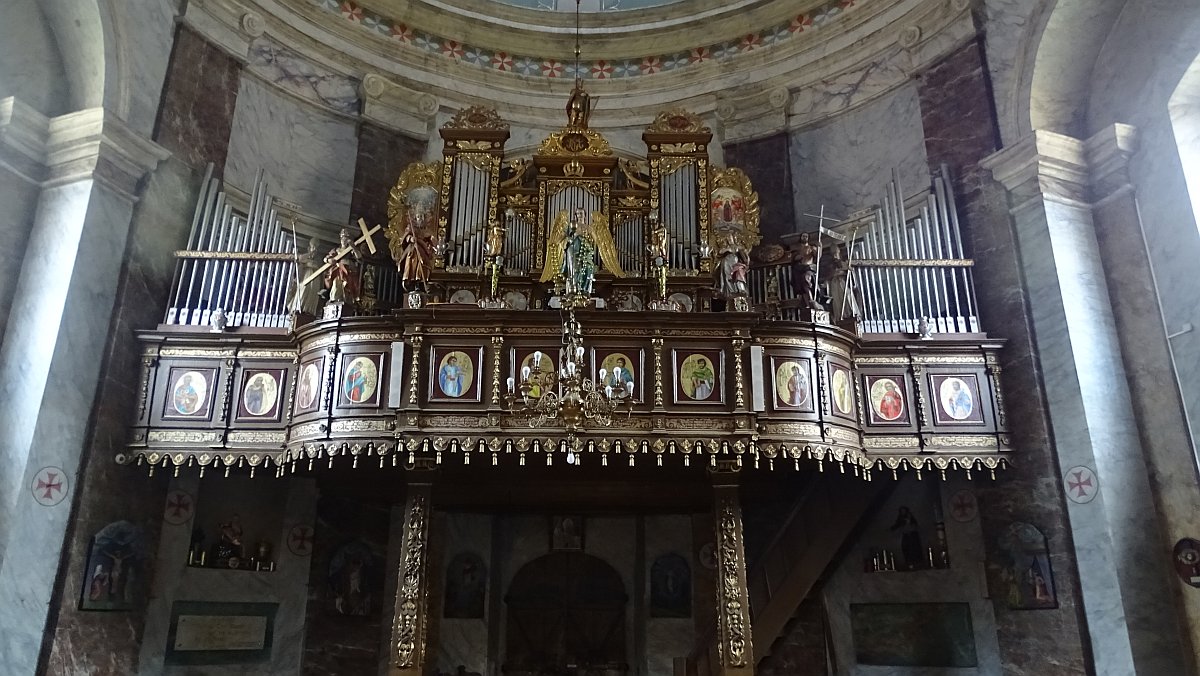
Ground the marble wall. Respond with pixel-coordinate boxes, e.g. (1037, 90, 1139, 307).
(225, 77, 358, 228)
(155, 27, 242, 173)
(0, 0, 69, 116)
(821, 478, 1002, 676)
(301, 496, 393, 676)
(916, 40, 1089, 674)
(723, 133, 796, 242)
(350, 123, 428, 230)
(788, 83, 930, 234)
(137, 477, 317, 676)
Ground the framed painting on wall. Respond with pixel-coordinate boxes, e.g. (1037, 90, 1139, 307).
(429, 346, 484, 403)
(672, 349, 724, 404)
(828, 363, 855, 419)
(864, 374, 909, 425)
(293, 357, 324, 414)
(511, 347, 560, 398)
(236, 368, 287, 422)
(162, 367, 219, 421)
(338, 353, 385, 408)
(770, 356, 813, 412)
(591, 347, 643, 400)
(930, 374, 985, 425)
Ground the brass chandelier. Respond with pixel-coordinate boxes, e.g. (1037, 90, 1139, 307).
(503, 308, 637, 463)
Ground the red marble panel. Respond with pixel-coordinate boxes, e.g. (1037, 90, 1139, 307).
(154, 27, 241, 173)
(917, 39, 1090, 675)
(723, 133, 796, 242)
(351, 122, 427, 229)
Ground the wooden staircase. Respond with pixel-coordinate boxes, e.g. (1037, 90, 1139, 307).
(685, 473, 888, 675)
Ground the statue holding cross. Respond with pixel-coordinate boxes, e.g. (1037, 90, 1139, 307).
(299, 218, 382, 316)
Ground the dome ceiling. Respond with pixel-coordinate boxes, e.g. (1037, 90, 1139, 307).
(492, 0, 683, 11)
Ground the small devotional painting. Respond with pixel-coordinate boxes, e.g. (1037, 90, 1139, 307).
(594, 348, 641, 399)
(163, 367, 217, 420)
(866, 375, 909, 425)
(829, 365, 854, 418)
(650, 553, 692, 618)
(771, 357, 812, 411)
(444, 552, 487, 619)
(711, 186, 746, 233)
(430, 346, 483, 403)
(551, 515, 584, 551)
(513, 348, 559, 398)
(674, 350, 723, 404)
(998, 522, 1057, 609)
(294, 358, 323, 414)
(80, 520, 146, 611)
(930, 374, 984, 425)
(339, 354, 383, 407)
(237, 369, 286, 421)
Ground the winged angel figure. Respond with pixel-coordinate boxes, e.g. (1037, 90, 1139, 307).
(539, 209, 624, 296)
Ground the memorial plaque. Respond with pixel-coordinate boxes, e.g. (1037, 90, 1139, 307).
(174, 614, 268, 651)
(165, 601, 277, 665)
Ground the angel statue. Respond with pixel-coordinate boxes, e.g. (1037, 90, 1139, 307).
(539, 208, 624, 298)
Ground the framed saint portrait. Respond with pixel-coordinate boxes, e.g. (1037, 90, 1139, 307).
(771, 357, 813, 412)
(162, 367, 218, 420)
(930, 374, 985, 425)
(864, 375, 909, 425)
(237, 368, 287, 421)
(828, 364, 855, 419)
(511, 347, 560, 399)
(550, 515, 584, 551)
(673, 349, 724, 404)
(338, 353, 385, 408)
(293, 357, 324, 414)
(429, 346, 484, 403)
(591, 348, 643, 400)
(80, 521, 146, 611)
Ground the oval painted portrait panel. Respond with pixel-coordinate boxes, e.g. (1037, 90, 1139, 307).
(242, 372, 279, 417)
(172, 371, 208, 416)
(831, 368, 853, 415)
(774, 360, 809, 409)
(939, 377, 974, 420)
(297, 362, 320, 410)
(342, 357, 379, 404)
(680, 353, 717, 401)
(438, 351, 474, 399)
(869, 377, 904, 422)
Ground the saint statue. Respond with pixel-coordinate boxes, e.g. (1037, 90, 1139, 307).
(647, 218, 669, 301)
(539, 208, 624, 297)
(791, 232, 824, 310)
(712, 231, 749, 298)
(324, 229, 363, 304)
(566, 79, 594, 129)
(485, 219, 506, 260)
(286, 238, 322, 316)
(398, 204, 434, 291)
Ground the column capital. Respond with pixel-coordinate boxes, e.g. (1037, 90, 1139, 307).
(45, 108, 170, 201)
(0, 97, 51, 185)
(981, 123, 1139, 210)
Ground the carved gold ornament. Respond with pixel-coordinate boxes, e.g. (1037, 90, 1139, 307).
(647, 108, 711, 135)
(537, 128, 613, 157)
(442, 106, 508, 131)
(708, 167, 762, 251)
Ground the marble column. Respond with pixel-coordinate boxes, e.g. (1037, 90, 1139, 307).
(983, 127, 1191, 675)
(0, 98, 46, 340)
(710, 468, 754, 676)
(916, 40, 1090, 674)
(389, 476, 435, 676)
(0, 106, 168, 672)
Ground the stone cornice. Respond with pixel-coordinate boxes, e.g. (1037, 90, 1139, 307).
(982, 124, 1140, 211)
(43, 109, 171, 201)
(0, 98, 51, 186)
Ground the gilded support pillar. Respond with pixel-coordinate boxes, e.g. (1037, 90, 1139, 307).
(710, 466, 754, 675)
(390, 475, 434, 675)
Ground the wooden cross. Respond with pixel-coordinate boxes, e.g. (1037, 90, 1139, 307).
(300, 218, 381, 286)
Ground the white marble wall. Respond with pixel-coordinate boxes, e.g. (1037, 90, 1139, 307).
(823, 477, 1001, 676)
(247, 37, 360, 116)
(138, 476, 317, 676)
(644, 515, 694, 676)
(225, 77, 358, 227)
(0, 0, 69, 115)
(788, 83, 929, 226)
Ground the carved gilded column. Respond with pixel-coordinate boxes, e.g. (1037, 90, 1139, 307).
(710, 466, 754, 675)
(390, 475, 434, 675)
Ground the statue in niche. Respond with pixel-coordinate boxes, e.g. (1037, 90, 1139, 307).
(286, 238, 322, 317)
(540, 209, 624, 298)
(324, 228, 363, 304)
(712, 231, 749, 300)
(890, 506, 923, 570)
